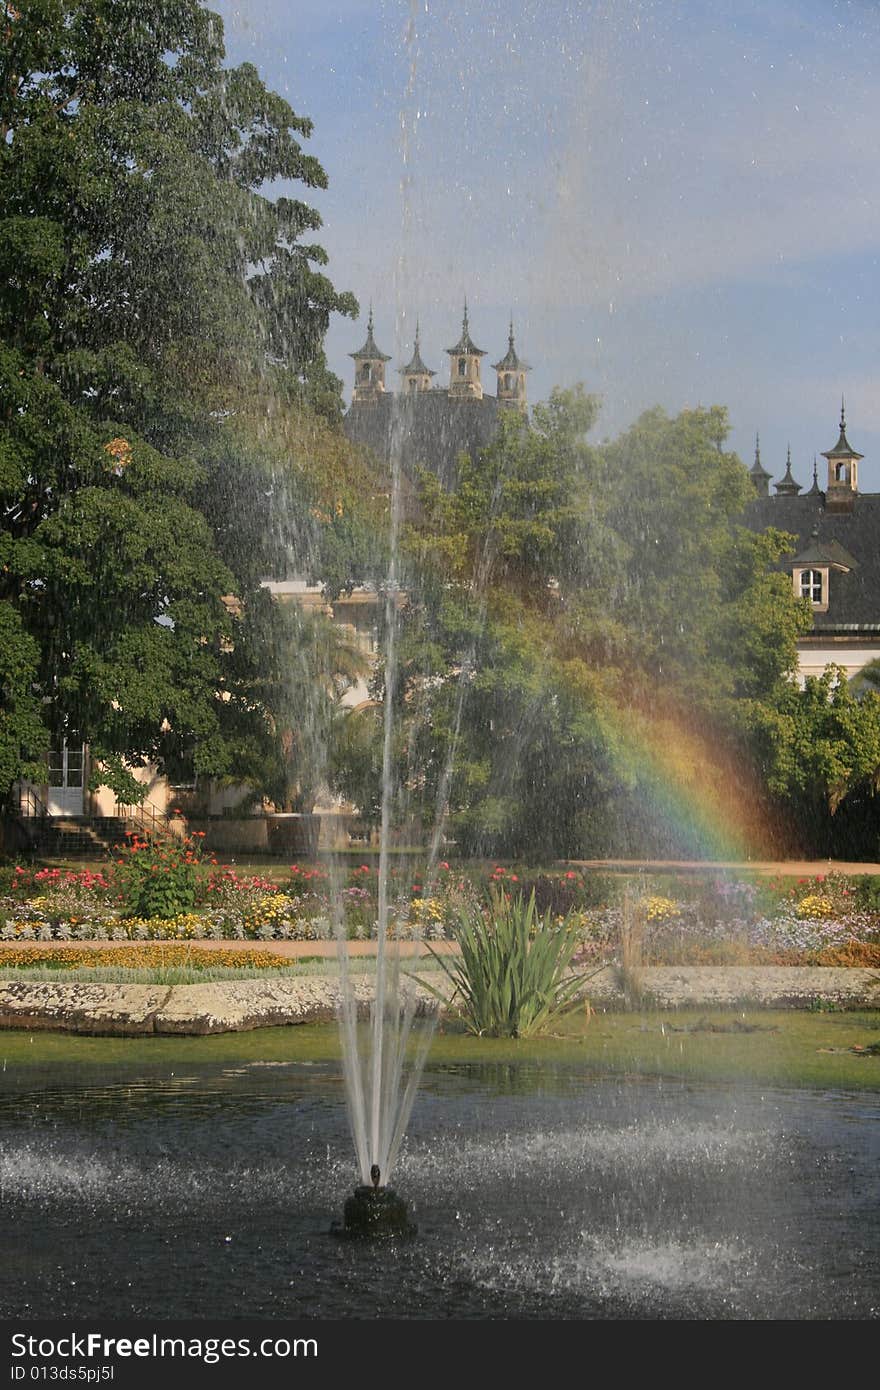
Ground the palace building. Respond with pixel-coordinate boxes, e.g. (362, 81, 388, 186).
(744, 403, 880, 682)
(342, 303, 529, 489)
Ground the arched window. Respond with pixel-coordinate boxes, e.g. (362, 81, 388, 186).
(800, 570, 823, 604)
(835, 462, 849, 483)
(458, 357, 467, 377)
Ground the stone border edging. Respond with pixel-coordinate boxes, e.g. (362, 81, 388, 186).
(0, 966, 877, 1035)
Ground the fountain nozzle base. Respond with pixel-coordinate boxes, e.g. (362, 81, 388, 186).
(331, 1185, 417, 1240)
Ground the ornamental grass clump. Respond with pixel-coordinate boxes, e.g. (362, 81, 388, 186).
(424, 889, 587, 1038)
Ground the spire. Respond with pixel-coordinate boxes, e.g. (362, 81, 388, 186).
(749, 431, 772, 495)
(349, 303, 391, 402)
(446, 300, 486, 357)
(806, 454, 824, 498)
(399, 319, 435, 388)
(822, 397, 863, 461)
(774, 444, 802, 496)
(349, 303, 391, 363)
(493, 318, 531, 411)
(446, 299, 486, 399)
(492, 319, 531, 374)
(821, 397, 862, 507)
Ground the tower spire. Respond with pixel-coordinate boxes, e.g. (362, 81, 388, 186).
(748, 430, 772, 496)
(822, 397, 862, 509)
(806, 454, 823, 498)
(349, 304, 391, 402)
(774, 443, 802, 496)
(493, 317, 531, 412)
(399, 317, 435, 392)
(446, 299, 486, 399)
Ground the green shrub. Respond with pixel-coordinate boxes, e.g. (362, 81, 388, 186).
(423, 889, 587, 1038)
(115, 831, 205, 919)
(852, 875, 880, 912)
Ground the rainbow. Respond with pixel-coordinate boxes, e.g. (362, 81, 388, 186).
(596, 697, 782, 861)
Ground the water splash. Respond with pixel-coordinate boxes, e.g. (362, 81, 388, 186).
(335, 0, 437, 1190)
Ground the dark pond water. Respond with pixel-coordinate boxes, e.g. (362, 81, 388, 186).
(0, 1052, 877, 1320)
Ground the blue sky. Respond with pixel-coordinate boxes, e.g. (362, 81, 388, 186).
(215, 0, 880, 489)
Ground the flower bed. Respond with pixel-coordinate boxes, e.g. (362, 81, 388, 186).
(0, 944, 293, 971)
(2, 858, 879, 966)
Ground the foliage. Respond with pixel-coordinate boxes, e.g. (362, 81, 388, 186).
(346, 394, 812, 858)
(220, 595, 369, 813)
(754, 668, 880, 854)
(114, 829, 205, 919)
(853, 875, 880, 912)
(423, 889, 587, 1037)
(0, 0, 372, 801)
(0, 601, 45, 799)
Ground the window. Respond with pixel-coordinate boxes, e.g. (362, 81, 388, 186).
(458, 357, 466, 376)
(835, 462, 848, 483)
(800, 570, 823, 604)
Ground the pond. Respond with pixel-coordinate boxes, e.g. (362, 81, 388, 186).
(0, 1032, 877, 1321)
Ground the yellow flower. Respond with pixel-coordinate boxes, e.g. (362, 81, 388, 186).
(796, 894, 834, 920)
(641, 895, 678, 921)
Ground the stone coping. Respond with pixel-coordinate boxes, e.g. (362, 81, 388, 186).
(0, 966, 876, 1035)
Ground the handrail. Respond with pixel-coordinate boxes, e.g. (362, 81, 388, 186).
(17, 785, 50, 819)
(115, 797, 169, 837)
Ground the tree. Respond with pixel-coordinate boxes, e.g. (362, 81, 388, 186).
(0, 1, 362, 803)
(222, 595, 370, 814)
(340, 394, 816, 859)
(755, 668, 880, 856)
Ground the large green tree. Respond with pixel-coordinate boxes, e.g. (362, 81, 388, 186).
(337, 395, 819, 858)
(0, 0, 364, 804)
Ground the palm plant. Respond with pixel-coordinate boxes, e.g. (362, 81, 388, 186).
(423, 888, 589, 1037)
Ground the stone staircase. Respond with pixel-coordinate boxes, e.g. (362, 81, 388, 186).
(14, 816, 129, 860)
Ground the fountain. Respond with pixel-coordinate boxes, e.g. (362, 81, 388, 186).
(330, 333, 439, 1237)
(0, 1035, 878, 1319)
(3, 0, 880, 1330)
(332, 1164, 417, 1240)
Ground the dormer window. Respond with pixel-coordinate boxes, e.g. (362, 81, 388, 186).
(793, 566, 830, 612)
(800, 570, 823, 603)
